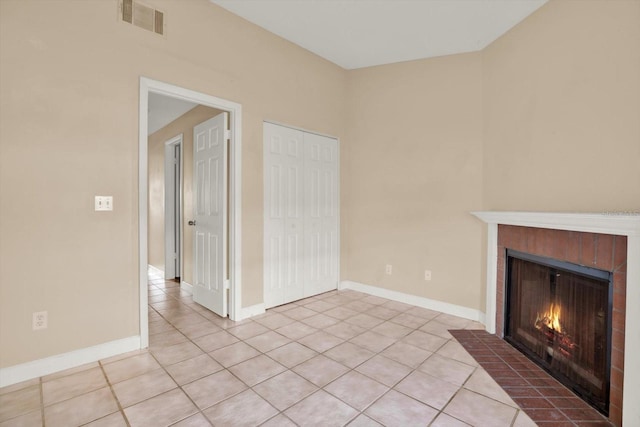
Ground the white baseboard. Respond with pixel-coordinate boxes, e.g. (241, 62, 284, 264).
(339, 280, 485, 324)
(180, 281, 193, 295)
(240, 303, 266, 320)
(147, 264, 164, 277)
(0, 336, 141, 388)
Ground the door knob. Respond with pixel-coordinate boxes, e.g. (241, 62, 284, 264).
(188, 220, 196, 226)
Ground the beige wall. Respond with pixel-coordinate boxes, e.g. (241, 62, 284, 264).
(0, 0, 346, 368)
(343, 54, 485, 310)
(147, 105, 223, 285)
(1, 0, 638, 372)
(482, 0, 640, 211)
(339, 0, 639, 314)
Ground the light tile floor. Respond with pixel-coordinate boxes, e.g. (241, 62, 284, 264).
(0, 274, 538, 426)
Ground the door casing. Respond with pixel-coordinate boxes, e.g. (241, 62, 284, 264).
(139, 77, 242, 349)
(164, 134, 183, 280)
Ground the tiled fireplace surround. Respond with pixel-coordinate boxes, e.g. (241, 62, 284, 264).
(472, 212, 640, 427)
(497, 225, 625, 425)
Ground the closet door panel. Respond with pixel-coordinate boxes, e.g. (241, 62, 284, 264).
(304, 132, 339, 296)
(264, 123, 305, 308)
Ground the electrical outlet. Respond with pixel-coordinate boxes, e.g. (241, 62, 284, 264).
(33, 311, 47, 330)
(424, 270, 432, 281)
(385, 264, 392, 275)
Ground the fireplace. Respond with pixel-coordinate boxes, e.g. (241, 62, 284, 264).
(504, 249, 612, 415)
(471, 211, 639, 426)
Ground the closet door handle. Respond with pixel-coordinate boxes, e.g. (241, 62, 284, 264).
(188, 220, 196, 226)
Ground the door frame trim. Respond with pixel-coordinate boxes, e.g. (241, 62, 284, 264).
(139, 77, 243, 348)
(164, 134, 183, 280)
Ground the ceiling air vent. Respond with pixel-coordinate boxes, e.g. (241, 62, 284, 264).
(121, 0, 164, 35)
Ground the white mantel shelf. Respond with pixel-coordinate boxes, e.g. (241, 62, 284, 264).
(471, 211, 640, 426)
(472, 211, 640, 236)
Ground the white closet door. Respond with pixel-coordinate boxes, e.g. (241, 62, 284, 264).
(304, 132, 339, 296)
(263, 123, 305, 308)
(263, 123, 339, 308)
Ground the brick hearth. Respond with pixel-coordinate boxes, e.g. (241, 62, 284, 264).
(452, 329, 614, 426)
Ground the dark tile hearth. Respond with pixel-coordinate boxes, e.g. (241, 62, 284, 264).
(451, 330, 614, 427)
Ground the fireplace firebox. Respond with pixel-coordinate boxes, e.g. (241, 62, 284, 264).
(505, 249, 613, 415)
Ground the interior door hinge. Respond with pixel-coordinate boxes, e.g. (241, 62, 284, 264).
(224, 279, 230, 290)
(224, 130, 231, 141)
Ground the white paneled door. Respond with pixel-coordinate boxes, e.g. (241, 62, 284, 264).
(263, 122, 339, 308)
(192, 113, 228, 317)
(303, 132, 339, 297)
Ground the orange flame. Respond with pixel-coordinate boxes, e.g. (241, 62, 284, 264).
(535, 303, 562, 333)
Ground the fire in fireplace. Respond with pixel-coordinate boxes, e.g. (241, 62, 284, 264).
(504, 249, 612, 415)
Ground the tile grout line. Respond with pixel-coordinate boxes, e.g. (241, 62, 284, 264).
(164, 288, 390, 424)
(425, 364, 480, 427)
(148, 280, 304, 425)
(260, 305, 468, 425)
(3, 281, 481, 427)
(2, 286, 477, 427)
(97, 360, 131, 427)
(147, 286, 215, 426)
(293, 303, 470, 425)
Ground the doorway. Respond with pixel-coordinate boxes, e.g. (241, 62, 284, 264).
(138, 77, 243, 349)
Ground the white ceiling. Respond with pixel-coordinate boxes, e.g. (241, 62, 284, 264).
(148, 92, 198, 135)
(211, 0, 547, 70)
(149, 1, 548, 131)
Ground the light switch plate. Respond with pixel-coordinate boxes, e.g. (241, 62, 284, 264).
(95, 196, 113, 211)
